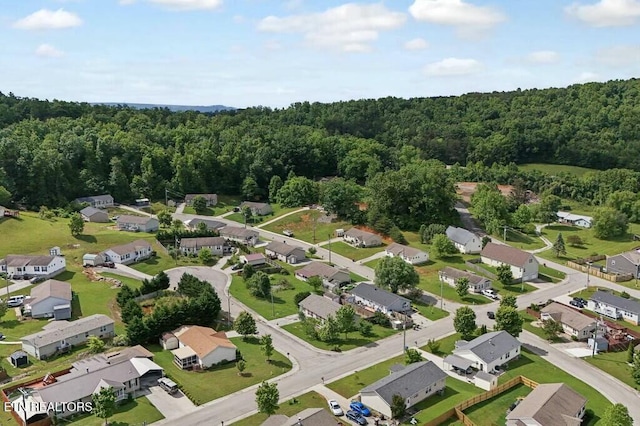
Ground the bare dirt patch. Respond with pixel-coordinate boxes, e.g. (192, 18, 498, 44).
(456, 182, 514, 203)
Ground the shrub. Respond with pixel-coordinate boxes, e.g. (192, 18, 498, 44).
(294, 291, 311, 306)
(426, 339, 440, 354)
(359, 321, 373, 337)
(529, 303, 540, 312)
(370, 311, 391, 327)
(621, 291, 631, 299)
(308, 247, 317, 255)
(522, 223, 536, 235)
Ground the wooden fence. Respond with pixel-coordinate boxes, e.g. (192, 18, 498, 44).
(464, 261, 496, 280)
(567, 255, 633, 282)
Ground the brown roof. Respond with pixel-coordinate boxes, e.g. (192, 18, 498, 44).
(541, 302, 595, 331)
(179, 237, 226, 249)
(4, 255, 56, 267)
(386, 243, 426, 258)
(265, 241, 305, 257)
(29, 279, 72, 304)
(480, 242, 532, 267)
(439, 266, 489, 286)
(506, 383, 586, 426)
(296, 262, 344, 280)
(107, 239, 152, 256)
(173, 326, 236, 358)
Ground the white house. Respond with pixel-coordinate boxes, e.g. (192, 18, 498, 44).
(170, 325, 236, 369)
(80, 206, 109, 223)
(240, 253, 267, 266)
(349, 283, 411, 315)
(116, 215, 159, 232)
(295, 262, 351, 289)
(239, 201, 272, 216)
(219, 226, 260, 246)
(0, 251, 66, 279)
(540, 302, 596, 340)
(74, 194, 114, 209)
(451, 331, 521, 373)
(343, 228, 382, 248)
(102, 239, 153, 265)
(446, 226, 482, 254)
(480, 242, 538, 282)
(298, 294, 342, 321)
(588, 290, 640, 325)
(179, 236, 230, 256)
(185, 193, 218, 206)
(360, 361, 447, 419)
(385, 243, 429, 265)
(265, 241, 306, 264)
(438, 266, 491, 293)
(557, 211, 593, 228)
(24, 279, 72, 320)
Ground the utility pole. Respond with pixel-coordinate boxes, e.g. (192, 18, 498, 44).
(227, 294, 231, 328)
(440, 280, 444, 310)
(271, 290, 275, 318)
(403, 320, 407, 352)
(312, 211, 317, 244)
(503, 225, 508, 242)
(591, 319, 599, 357)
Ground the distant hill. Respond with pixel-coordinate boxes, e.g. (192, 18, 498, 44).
(92, 102, 235, 113)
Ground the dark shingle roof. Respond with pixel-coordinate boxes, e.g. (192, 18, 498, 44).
(454, 330, 520, 364)
(591, 290, 640, 315)
(350, 283, 410, 310)
(480, 242, 533, 267)
(80, 206, 105, 217)
(265, 241, 305, 257)
(361, 361, 446, 405)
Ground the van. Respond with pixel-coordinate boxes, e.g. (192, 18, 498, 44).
(158, 377, 179, 394)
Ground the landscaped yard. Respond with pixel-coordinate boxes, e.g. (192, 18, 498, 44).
(503, 228, 546, 251)
(325, 241, 386, 261)
(326, 354, 405, 398)
(410, 379, 483, 424)
(148, 336, 292, 405)
(65, 396, 164, 426)
(262, 210, 351, 244)
(225, 204, 301, 226)
(585, 350, 637, 389)
(520, 310, 563, 343)
(463, 383, 531, 426)
(412, 301, 450, 321)
(538, 264, 566, 283)
(182, 194, 243, 216)
(569, 287, 640, 335)
(231, 391, 328, 426)
(282, 321, 399, 351)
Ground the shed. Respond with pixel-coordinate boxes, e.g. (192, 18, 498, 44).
(474, 371, 497, 391)
(160, 332, 179, 350)
(82, 253, 105, 267)
(53, 304, 72, 321)
(335, 229, 345, 237)
(10, 351, 28, 368)
(588, 336, 608, 353)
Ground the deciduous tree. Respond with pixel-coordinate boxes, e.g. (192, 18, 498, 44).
(236, 359, 246, 376)
(260, 334, 274, 362)
(601, 403, 633, 426)
(374, 256, 419, 294)
(497, 263, 513, 285)
(234, 311, 257, 340)
(255, 381, 279, 416)
(454, 306, 476, 340)
(87, 336, 105, 353)
(593, 207, 629, 239)
(495, 306, 523, 337)
(391, 394, 406, 419)
(335, 305, 357, 340)
(157, 209, 172, 227)
(191, 195, 208, 214)
(69, 212, 84, 236)
(92, 386, 116, 426)
(432, 233, 457, 258)
(500, 295, 517, 309)
(566, 235, 584, 247)
(198, 247, 214, 264)
(541, 319, 563, 341)
(405, 348, 423, 364)
(456, 277, 469, 298)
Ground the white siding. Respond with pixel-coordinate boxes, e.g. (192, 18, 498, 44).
(200, 347, 236, 368)
(30, 297, 70, 318)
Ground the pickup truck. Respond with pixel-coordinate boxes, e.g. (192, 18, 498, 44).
(482, 289, 499, 300)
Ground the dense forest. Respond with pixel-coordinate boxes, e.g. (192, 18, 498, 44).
(0, 78, 639, 211)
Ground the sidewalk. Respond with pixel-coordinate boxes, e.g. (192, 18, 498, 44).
(102, 264, 154, 281)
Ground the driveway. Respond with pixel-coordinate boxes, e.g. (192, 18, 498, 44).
(146, 385, 197, 420)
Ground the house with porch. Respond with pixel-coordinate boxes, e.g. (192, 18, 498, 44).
(451, 330, 521, 373)
(298, 294, 342, 322)
(480, 242, 538, 282)
(219, 226, 260, 246)
(24, 279, 72, 320)
(80, 206, 109, 223)
(506, 383, 587, 426)
(385, 243, 429, 265)
(438, 266, 491, 293)
(343, 228, 382, 248)
(116, 215, 159, 232)
(294, 262, 351, 289)
(168, 325, 236, 369)
(587, 290, 640, 325)
(102, 239, 153, 265)
(240, 201, 273, 216)
(179, 236, 231, 256)
(265, 241, 306, 264)
(557, 211, 593, 228)
(74, 194, 114, 209)
(185, 193, 218, 206)
(540, 302, 596, 340)
(446, 226, 482, 254)
(349, 283, 411, 316)
(0, 250, 66, 279)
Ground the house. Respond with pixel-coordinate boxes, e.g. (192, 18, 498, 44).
(506, 383, 587, 426)
(179, 236, 231, 256)
(343, 228, 382, 248)
(102, 239, 153, 265)
(540, 302, 596, 340)
(21, 314, 115, 360)
(480, 242, 539, 282)
(265, 241, 306, 264)
(295, 262, 351, 289)
(82, 253, 106, 267)
(259, 408, 341, 426)
(240, 201, 273, 216)
(183, 218, 226, 231)
(606, 249, 640, 278)
(557, 211, 593, 228)
(385, 243, 429, 265)
(360, 361, 447, 419)
(74, 194, 114, 209)
(451, 330, 521, 373)
(170, 325, 236, 369)
(299, 294, 342, 321)
(219, 226, 260, 246)
(0, 251, 66, 279)
(446, 226, 482, 254)
(588, 290, 640, 325)
(185, 193, 218, 207)
(116, 215, 159, 232)
(438, 266, 491, 293)
(349, 283, 411, 315)
(10, 346, 162, 423)
(240, 253, 267, 266)
(80, 206, 109, 223)
(24, 279, 73, 320)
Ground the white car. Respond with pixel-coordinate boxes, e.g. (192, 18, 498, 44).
(328, 399, 343, 416)
(482, 289, 499, 300)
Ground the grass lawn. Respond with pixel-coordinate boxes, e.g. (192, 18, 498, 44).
(411, 379, 483, 424)
(491, 280, 537, 298)
(326, 241, 386, 261)
(281, 321, 399, 351)
(230, 274, 316, 320)
(412, 301, 450, 321)
(183, 194, 243, 216)
(65, 396, 164, 426)
(225, 204, 301, 226)
(414, 256, 490, 305)
(518, 163, 595, 177)
(99, 272, 143, 288)
(262, 210, 351, 244)
(585, 350, 637, 389)
(538, 265, 566, 283)
(149, 336, 292, 405)
(326, 353, 405, 398)
(231, 391, 328, 426)
(463, 384, 531, 426)
(504, 229, 546, 251)
(422, 333, 460, 355)
(520, 311, 563, 343)
(364, 258, 381, 269)
(349, 272, 368, 283)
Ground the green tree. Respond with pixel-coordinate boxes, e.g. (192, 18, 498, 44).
(405, 348, 423, 364)
(432, 233, 457, 258)
(236, 359, 246, 376)
(421, 223, 446, 244)
(121, 299, 143, 324)
(260, 334, 274, 362)
(495, 306, 523, 337)
(541, 319, 563, 341)
(92, 386, 117, 426)
(552, 233, 566, 257)
(307, 276, 323, 294)
(500, 295, 518, 309)
(593, 207, 629, 239)
(566, 235, 584, 247)
(243, 263, 255, 280)
(481, 236, 491, 248)
(126, 316, 150, 345)
(317, 315, 340, 343)
(319, 178, 362, 220)
(294, 291, 311, 306)
(0, 185, 11, 206)
(234, 311, 258, 340)
(632, 351, 640, 385)
(335, 305, 357, 340)
(268, 175, 284, 203)
(453, 306, 477, 340)
(248, 272, 271, 299)
(470, 184, 509, 233)
(627, 343, 635, 364)
(374, 256, 419, 294)
(157, 209, 172, 227)
(276, 176, 319, 207)
(255, 381, 279, 416)
(359, 321, 373, 337)
(87, 335, 106, 353)
(511, 204, 531, 228)
(456, 277, 469, 298)
(198, 247, 214, 264)
(68, 212, 84, 236)
(497, 263, 513, 285)
(191, 195, 208, 214)
(242, 176, 260, 200)
(600, 403, 633, 426)
(426, 339, 440, 354)
(537, 194, 562, 224)
(390, 394, 406, 419)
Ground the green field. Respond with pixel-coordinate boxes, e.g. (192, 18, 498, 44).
(281, 321, 399, 351)
(504, 228, 546, 251)
(326, 354, 405, 398)
(225, 204, 301, 226)
(231, 391, 328, 426)
(262, 210, 351, 244)
(585, 350, 636, 389)
(182, 194, 243, 216)
(464, 384, 531, 426)
(66, 396, 164, 426)
(149, 337, 292, 405)
(412, 301, 450, 321)
(326, 241, 386, 261)
(518, 163, 595, 177)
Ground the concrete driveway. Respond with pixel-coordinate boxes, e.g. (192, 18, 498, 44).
(146, 385, 197, 420)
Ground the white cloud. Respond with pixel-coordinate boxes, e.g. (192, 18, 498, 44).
(595, 45, 640, 67)
(575, 71, 601, 82)
(566, 0, 640, 27)
(409, 0, 505, 35)
(13, 9, 82, 30)
(424, 57, 483, 76)
(35, 43, 64, 57)
(147, 0, 223, 10)
(404, 37, 429, 50)
(264, 40, 283, 51)
(525, 50, 560, 64)
(258, 3, 407, 52)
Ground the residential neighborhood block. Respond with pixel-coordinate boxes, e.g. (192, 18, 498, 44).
(385, 242, 429, 265)
(116, 215, 159, 232)
(480, 242, 538, 282)
(446, 226, 482, 254)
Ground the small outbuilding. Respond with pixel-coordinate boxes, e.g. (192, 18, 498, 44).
(10, 351, 29, 368)
(474, 371, 498, 391)
(160, 332, 179, 350)
(82, 253, 105, 267)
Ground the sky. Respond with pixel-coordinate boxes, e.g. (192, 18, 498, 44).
(1, 0, 639, 108)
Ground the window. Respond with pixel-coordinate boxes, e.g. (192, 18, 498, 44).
(34, 266, 40, 272)
(42, 266, 47, 272)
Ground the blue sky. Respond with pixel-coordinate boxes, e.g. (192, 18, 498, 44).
(1, 0, 639, 108)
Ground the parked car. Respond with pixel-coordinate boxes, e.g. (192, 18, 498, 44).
(349, 401, 371, 417)
(7, 295, 25, 307)
(569, 299, 583, 308)
(231, 263, 243, 271)
(328, 399, 343, 416)
(0, 333, 5, 341)
(487, 311, 495, 319)
(572, 297, 587, 306)
(345, 410, 367, 425)
(29, 276, 45, 284)
(283, 229, 294, 237)
(158, 377, 179, 395)
(482, 289, 499, 300)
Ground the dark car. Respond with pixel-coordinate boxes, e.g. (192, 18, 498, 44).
(0, 333, 5, 341)
(345, 410, 367, 425)
(487, 311, 495, 319)
(573, 297, 587, 306)
(349, 401, 371, 417)
(231, 263, 243, 271)
(569, 299, 582, 308)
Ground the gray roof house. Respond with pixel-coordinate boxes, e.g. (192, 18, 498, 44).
(299, 294, 342, 321)
(540, 302, 596, 340)
(438, 266, 491, 293)
(481, 242, 538, 282)
(21, 314, 115, 360)
(349, 283, 411, 315)
(343, 228, 383, 248)
(74, 194, 114, 209)
(360, 361, 447, 418)
(385, 243, 429, 265)
(557, 211, 593, 228)
(295, 262, 351, 289)
(452, 330, 521, 373)
(80, 206, 110, 223)
(185, 193, 218, 206)
(183, 218, 226, 231)
(240, 201, 273, 216)
(606, 249, 640, 278)
(24, 279, 72, 320)
(506, 383, 587, 426)
(179, 236, 230, 256)
(219, 226, 260, 246)
(116, 215, 159, 232)
(265, 241, 306, 264)
(446, 226, 482, 254)
(260, 408, 340, 426)
(588, 290, 640, 325)
(0, 252, 66, 279)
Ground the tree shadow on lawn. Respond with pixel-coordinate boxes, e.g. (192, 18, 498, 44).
(75, 234, 97, 243)
(268, 359, 291, 369)
(520, 345, 547, 357)
(55, 271, 77, 281)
